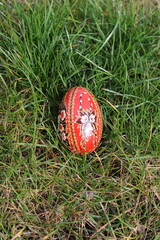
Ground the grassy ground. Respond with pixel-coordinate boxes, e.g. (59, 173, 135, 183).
(0, 0, 160, 239)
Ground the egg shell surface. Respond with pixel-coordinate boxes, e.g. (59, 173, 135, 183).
(58, 86, 103, 155)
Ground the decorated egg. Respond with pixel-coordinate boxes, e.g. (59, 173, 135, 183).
(58, 86, 103, 155)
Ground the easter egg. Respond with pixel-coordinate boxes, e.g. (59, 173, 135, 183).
(58, 86, 103, 155)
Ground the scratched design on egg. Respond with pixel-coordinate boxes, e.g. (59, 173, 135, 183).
(58, 86, 103, 155)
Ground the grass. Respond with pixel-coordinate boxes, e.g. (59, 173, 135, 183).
(0, 0, 160, 239)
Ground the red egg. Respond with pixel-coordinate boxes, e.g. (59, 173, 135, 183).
(58, 86, 103, 155)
